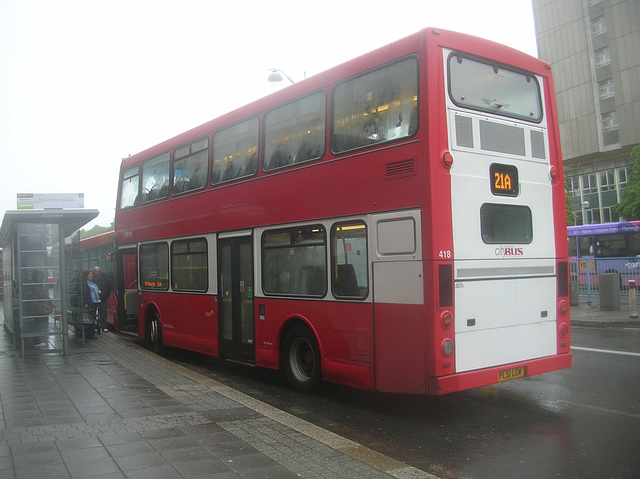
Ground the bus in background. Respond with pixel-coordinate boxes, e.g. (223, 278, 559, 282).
(77, 232, 138, 332)
(78, 231, 114, 273)
(76, 232, 117, 329)
(568, 221, 640, 294)
(114, 28, 571, 395)
(568, 221, 640, 258)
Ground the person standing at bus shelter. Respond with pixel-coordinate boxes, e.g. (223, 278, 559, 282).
(82, 270, 100, 339)
(93, 266, 112, 333)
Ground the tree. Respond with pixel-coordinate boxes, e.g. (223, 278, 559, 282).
(565, 184, 576, 226)
(80, 221, 114, 239)
(614, 145, 640, 220)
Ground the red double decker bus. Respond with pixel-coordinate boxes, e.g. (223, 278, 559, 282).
(77, 232, 114, 273)
(75, 232, 121, 330)
(114, 28, 571, 394)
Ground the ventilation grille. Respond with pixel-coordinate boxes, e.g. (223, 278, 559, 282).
(480, 120, 525, 156)
(455, 115, 474, 148)
(385, 159, 415, 178)
(531, 130, 546, 159)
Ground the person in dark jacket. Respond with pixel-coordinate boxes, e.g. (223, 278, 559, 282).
(93, 266, 112, 333)
(82, 270, 100, 339)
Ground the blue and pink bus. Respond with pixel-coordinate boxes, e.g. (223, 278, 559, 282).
(568, 221, 640, 294)
(568, 221, 640, 258)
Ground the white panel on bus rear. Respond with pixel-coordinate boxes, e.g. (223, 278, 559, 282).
(443, 53, 559, 373)
(454, 276, 557, 372)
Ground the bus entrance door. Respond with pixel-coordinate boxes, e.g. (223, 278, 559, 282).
(218, 233, 255, 363)
(116, 247, 138, 333)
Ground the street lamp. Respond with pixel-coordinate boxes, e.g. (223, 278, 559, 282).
(267, 68, 295, 85)
(582, 200, 590, 224)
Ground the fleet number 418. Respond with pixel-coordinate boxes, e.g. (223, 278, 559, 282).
(439, 250, 452, 259)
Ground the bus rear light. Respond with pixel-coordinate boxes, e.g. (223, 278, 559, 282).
(559, 300, 568, 315)
(549, 166, 559, 181)
(442, 339, 453, 356)
(560, 323, 569, 338)
(443, 151, 454, 168)
(557, 262, 569, 297)
(441, 311, 453, 328)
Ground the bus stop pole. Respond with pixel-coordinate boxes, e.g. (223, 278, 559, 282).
(59, 226, 69, 356)
(586, 259, 592, 306)
(629, 280, 638, 319)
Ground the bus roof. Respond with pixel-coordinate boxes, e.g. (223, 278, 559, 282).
(79, 231, 115, 248)
(119, 27, 549, 173)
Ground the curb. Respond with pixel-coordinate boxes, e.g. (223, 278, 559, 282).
(571, 319, 640, 328)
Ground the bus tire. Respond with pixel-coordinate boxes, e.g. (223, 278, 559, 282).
(148, 310, 164, 355)
(281, 325, 321, 393)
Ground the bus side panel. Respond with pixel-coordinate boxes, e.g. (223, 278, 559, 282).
(373, 302, 426, 393)
(142, 292, 219, 356)
(543, 73, 568, 263)
(373, 261, 426, 394)
(254, 298, 375, 389)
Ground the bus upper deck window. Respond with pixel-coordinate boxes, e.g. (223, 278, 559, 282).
(173, 137, 209, 195)
(332, 57, 418, 153)
(212, 117, 259, 184)
(263, 93, 326, 171)
(141, 153, 170, 203)
(119, 166, 139, 209)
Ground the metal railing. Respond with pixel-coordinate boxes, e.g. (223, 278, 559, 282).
(569, 256, 640, 297)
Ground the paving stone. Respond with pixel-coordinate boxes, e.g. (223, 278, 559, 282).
(0, 326, 411, 479)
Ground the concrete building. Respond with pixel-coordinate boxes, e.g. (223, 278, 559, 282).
(532, 0, 640, 224)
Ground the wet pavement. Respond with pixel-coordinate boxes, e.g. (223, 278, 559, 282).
(0, 300, 637, 479)
(0, 312, 434, 479)
(571, 297, 640, 328)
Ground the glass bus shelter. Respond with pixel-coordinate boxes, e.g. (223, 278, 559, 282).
(1, 209, 99, 355)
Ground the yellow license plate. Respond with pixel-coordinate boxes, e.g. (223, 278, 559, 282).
(498, 366, 526, 382)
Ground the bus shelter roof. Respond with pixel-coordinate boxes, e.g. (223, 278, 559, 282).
(0, 209, 99, 246)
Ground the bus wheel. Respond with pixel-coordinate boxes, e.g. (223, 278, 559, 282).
(148, 311, 163, 354)
(281, 325, 321, 393)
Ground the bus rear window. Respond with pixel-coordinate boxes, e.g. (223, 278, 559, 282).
(448, 54, 542, 123)
(481, 204, 532, 244)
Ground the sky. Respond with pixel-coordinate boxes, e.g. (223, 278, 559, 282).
(0, 0, 539, 229)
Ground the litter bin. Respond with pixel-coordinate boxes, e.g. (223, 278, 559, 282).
(599, 273, 621, 311)
(570, 281, 579, 307)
